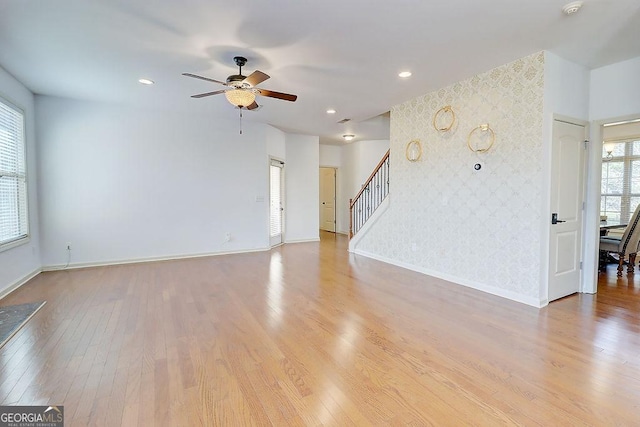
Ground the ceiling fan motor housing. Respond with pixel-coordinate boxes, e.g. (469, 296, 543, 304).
(226, 74, 250, 88)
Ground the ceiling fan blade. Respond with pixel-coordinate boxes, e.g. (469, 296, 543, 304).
(191, 90, 226, 98)
(244, 70, 270, 87)
(256, 89, 297, 102)
(246, 101, 259, 110)
(182, 73, 227, 86)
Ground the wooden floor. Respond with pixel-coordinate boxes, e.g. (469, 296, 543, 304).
(1, 232, 639, 426)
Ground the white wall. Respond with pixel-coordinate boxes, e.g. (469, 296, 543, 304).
(36, 96, 275, 267)
(544, 52, 590, 120)
(266, 125, 286, 160)
(542, 51, 590, 302)
(285, 134, 319, 242)
(0, 67, 41, 295)
(590, 56, 640, 121)
(342, 140, 390, 197)
(319, 145, 341, 167)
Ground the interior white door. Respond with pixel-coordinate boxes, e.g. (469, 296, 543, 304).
(548, 119, 586, 302)
(270, 160, 284, 246)
(319, 167, 336, 232)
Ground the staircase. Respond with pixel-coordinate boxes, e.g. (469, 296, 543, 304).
(349, 150, 390, 238)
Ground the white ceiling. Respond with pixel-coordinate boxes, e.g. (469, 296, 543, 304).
(1, 0, 639, 145)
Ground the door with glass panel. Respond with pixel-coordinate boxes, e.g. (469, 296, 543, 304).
(270, 159, 284, 246)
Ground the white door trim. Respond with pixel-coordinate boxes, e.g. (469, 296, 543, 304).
(584, 113, 640, 294)
(269, 157, 285, 247)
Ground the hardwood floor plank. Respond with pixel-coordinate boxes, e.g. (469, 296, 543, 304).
(1, 232, 639, 425)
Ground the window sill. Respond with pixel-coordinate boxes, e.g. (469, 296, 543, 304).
(0, 236, 31, 254)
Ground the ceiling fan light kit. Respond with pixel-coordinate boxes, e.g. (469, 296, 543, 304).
(183, 56, 297, 110)
(225, 89, 255, 108)
(183, 56, 298, 134)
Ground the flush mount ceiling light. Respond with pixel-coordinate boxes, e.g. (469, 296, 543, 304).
(343, 134, 355, 141)
(398, 71, 412, 78)
(224, 89, 256, 108)
(138, 78, 154, 85)
(562, 1, 583, 15)
(326, 109, 336, 114)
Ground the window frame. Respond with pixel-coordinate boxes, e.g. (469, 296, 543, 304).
(0, 94, 29, 252)
(601, 137, 640, 224)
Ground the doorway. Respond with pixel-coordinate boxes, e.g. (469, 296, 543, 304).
(548, 118, 587, 302)
(319, 167, 336, 232)
(270, 159, 284, 246)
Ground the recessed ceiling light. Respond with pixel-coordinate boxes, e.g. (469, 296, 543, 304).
(138, 78, 154, 85)
(326, 109, 336, 114)
(562, 1, 583, 15)
(398, 71, 412, 78)
(343, 134, 355, 141)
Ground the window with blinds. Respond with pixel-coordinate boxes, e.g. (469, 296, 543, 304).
(601, 139, 640, 223)
(0, 97, 28, 248)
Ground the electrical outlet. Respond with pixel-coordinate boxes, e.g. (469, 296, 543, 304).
(224, 233, 231, 242)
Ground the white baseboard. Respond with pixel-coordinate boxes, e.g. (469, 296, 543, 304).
(41, 238, 325, 273)
(0, 268, 42, 301)
(284, 237, 320, 244)
(42, 247, 271, 271)
(353, 249, 545, 308)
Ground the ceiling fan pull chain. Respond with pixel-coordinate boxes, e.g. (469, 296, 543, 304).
(239, 108, 243, 134)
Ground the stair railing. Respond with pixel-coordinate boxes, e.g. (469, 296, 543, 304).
(349, 149, 390, 239)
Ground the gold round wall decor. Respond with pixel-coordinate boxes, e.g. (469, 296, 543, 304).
(467, 123, 495, 153)
(405, 139, 422, 162)
(432, 105, 456, 132)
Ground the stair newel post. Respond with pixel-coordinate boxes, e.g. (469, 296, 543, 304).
(349, 198, 353, 239)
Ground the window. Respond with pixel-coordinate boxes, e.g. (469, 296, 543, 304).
(0, 97, 28, 249)
(601, 139, 640, 223)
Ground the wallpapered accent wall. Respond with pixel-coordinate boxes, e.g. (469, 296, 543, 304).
(356, 52, 545, 302)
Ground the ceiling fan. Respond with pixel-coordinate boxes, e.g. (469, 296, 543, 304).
(183, 56, 298, 110)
